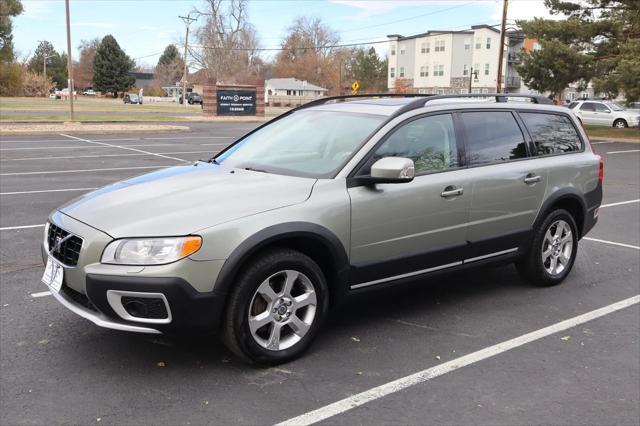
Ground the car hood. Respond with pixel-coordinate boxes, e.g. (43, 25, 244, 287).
(59, 162, 316, 238)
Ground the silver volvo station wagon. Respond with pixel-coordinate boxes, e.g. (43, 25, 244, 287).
(42, 94, 603, 364)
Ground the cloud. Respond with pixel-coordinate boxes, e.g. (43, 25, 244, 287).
(20, 0, 58, 21)
(489, 0, 562, 22)
(73, 22, 117, 29)
(331, 0, 468, 20)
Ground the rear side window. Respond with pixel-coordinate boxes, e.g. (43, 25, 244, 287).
(520, 113, 582, 155)
(568, 102, 578, 109)
(461, 112, 527, 166)
(580, 102, 596, 112)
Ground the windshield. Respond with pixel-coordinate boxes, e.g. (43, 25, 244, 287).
(606, 102, 625, 111)
(216, 110, 385, 178)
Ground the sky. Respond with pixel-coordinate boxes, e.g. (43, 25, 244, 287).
(13, 0, 557, 68)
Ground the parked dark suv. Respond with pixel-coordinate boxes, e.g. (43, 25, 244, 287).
(180, 92, 203, 105)
(42, 94, 602, 364)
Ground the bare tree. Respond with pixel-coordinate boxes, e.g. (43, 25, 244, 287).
(190, 0, 261, 83)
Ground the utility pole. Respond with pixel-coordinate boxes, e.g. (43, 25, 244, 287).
(468, 67, 478, 93)
(496, 0, 509, 93)
(64, 0, 75, 121)
(179, 15, 197, 108)
(39, 40, 53, 97)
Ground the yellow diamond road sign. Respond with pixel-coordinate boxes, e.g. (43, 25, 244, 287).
(351, 81, 360, 94)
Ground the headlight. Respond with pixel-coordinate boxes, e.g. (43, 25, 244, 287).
(101, 236, 202, 265)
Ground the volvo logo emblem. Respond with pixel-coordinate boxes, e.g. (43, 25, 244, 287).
(50, 234, 72, 255)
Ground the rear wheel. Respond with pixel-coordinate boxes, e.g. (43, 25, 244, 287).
(222, 248, 329, 365)
(517, 209, 578, 287)
(613, 119, 628, 128)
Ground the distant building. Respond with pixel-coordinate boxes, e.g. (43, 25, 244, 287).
(387, 25, 539, 95)
(265, 78, 327, 105)
(129, 72, 156, 88)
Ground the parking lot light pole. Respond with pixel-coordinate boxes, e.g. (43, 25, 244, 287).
(64, 0, 75, 121)
(179, 15, 197, 108)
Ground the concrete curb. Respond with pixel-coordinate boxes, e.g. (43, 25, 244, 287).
(0, 124, 192, 136)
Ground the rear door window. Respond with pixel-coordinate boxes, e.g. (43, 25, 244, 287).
(461, 111, 527, 166)
(520, 113, 582, 155)
(580, 102, 596, 112)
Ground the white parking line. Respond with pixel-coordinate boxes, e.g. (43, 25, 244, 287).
(0, 135, 234, 144)
(0, 188, 97, 195)
(2, 150, 218, 161)
(606, 149, 640, 154)
(0, 224, 45, 231)
(0, 143, 179, 151)
(277, 295, 640, 426)
(600, 199, 640, 208)
(0, 165, 168, 176)
(61, 134, 188, 162)
(583, 237, 640, 250)
(31, 291, 51, 298)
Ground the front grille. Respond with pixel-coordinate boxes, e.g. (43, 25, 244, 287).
(121, 296, 169, 319)
(61, 283, 99, 312)
(47, 224, 83, 266)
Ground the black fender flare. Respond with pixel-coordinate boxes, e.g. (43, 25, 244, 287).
(533, 187, 588, 236)
(213, 222, 351, 303)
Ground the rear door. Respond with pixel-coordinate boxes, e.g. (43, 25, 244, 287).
(348, 113, 471, 288)
(460, 110, 547, 260)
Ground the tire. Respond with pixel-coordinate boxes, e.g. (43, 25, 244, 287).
(613, 119, 628, 128)
(516, 209, 578, 287)
(188, 99, 193, 105)
(222, 248, 329, 365)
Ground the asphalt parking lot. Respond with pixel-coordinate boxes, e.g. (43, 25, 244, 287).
(0, 125, 638, 425)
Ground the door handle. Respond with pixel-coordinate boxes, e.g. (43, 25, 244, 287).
(524, 173, 541, 184)
(441, 185, 464, 197)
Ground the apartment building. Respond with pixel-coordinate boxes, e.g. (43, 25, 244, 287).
(388, 25, 533, 95)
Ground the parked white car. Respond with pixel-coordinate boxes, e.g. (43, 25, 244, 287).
(83, 89, 97, 96)
(569, 100, 639, 128)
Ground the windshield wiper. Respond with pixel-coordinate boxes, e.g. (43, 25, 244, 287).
(244, 167, 267, 173)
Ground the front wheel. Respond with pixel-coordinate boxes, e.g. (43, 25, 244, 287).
(613, 119, 628, 128)
(516, 209, 578, 287)
(222, 248, 329, 365)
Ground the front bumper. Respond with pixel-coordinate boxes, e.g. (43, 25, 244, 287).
(43, 211, 228, 335)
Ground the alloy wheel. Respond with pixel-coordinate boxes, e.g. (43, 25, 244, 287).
(248, 270, 317, 351)
(541, 219, 573, 276)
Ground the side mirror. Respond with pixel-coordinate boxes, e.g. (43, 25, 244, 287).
(368, 157, 415, 184)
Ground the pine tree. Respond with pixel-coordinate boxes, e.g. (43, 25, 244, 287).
(93, 35, 135, 97)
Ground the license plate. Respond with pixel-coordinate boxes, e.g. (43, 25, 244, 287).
(41, 256, 63, 292)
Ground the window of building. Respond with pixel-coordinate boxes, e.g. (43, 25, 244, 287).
(475, 37, 482, 49)
(390, 67, 395, 78)
(459, 88, 469, 94)
(481, 88, 489, 94)
(436, 89, 445, 94)
(286, 90, 292, 95)
(372, 114, 459, 174)
(399, 67, 405, 77)
(434, 64, 444, 76)
(391, 47, 396, 56)
(484, 63, 490, 75)
(471, 88, 481, 94)
(486, 37, 492, 49)
(434, 40, 445, 52)
(463, 64, 469, 76)
(420, 43, 427, 54)
(520, 113, 582, 155)
(420, 66, 426, 77)
(400, 46, 406, 55)
(474, 63, 479, 77)
(461, 112, 527, 165)
(464, 39, 471, 50)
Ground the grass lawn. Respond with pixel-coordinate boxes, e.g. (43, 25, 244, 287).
(0, 114, 185, 122)
(0, 96, 202, 114)
(585, 126, 640, 141)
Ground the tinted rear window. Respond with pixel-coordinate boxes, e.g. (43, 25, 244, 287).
(461, 112, 527, 165)
(520, 113, 582, 155)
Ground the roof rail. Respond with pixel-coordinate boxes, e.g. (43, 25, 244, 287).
(297, 93, 435, 110)
(392, 93, 554, 117)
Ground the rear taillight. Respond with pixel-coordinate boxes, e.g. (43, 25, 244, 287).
(596, 155, 604, 182)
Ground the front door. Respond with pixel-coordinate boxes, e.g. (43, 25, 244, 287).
(348, 113, 471, 289)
